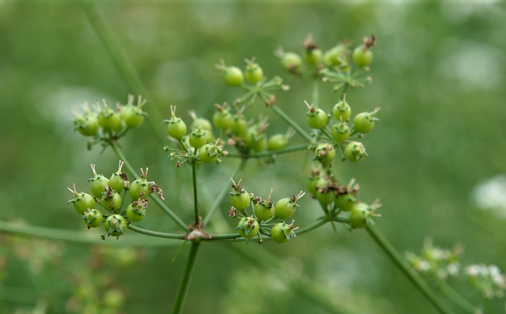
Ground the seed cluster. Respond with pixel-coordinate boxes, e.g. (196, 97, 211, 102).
(67, 162, 162, 240)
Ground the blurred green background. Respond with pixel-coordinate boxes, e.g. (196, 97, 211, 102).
(1, 1, 506, 313)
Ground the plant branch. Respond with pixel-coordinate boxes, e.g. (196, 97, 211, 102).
(436, 280, 478, 314)
(128, 224, 186, 240)
(270, 105, 313, 142)
(366, 223, 455, 314)
(80, 1, 165, 141)
(0, 221, 177, 247)
(203, 159, 246, 226)
(171, 241, 200, 314)
(191, 161, 199, 225)
(111, 142, 189, 232)
(226, 144, 309, 158)
(312, 79, 319, 108)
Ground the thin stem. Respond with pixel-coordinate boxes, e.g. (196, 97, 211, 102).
(296, 218, 330, 236)
(203, 159, 246, 225)
(226, 144, 309, 158)
(270, 105, 313, 142)
(171, 242, 200, 314)
(312, 79, 319, 108)
(128, 225, 186, 240)
(111, 142, 189, 232)
(0, 221, 177, 247)
(366, 223, 455, 314)
(192, 161, 199, 225)
(80, 1, 165, 141)
(436, 280, 478, 314)
(320, 128, 333, 140)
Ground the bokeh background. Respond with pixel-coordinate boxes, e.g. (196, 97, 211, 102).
(1, 1, 506, 313)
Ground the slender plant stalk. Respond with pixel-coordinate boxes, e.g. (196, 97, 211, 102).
(366, 223, 455, 314)
(171, 241, 200, 314)
(80, 1, 165, 141)
(0, 221, 177, 247)
(111, 142, 189, 232)
(312, 79, 319, 108)
(436, 280, 478, 314)
(270, 105, 313, 142)
(128, 225, 186, 240)
(191, 161, 199, 225)
(203, 159, 246, 225)
(226, 144, 309, 158)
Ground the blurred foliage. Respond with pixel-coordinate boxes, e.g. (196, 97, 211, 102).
(1, 0, 506, 313)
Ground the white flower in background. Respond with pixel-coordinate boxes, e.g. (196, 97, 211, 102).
(472, 175, 506, 218)
(465, 264, 506, 299)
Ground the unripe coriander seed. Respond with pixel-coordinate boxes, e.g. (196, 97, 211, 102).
(164, 106, 187, 140)
(275, 191, 305, 219)
(305, 101, 328, 129)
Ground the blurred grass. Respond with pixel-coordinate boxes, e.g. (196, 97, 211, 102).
(1, 1, 506, 313)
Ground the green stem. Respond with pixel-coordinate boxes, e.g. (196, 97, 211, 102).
(312, 79, 319, 108)
(0, 221, 177, 247)
(128, 225, 186, 240)
(270, 105, 313, 142)
(192, 161, 199, 225)
(366, 223, 454, 314)
(80, 1, 165, 141)
(171, 241, 200, 314)
(226, 144, 309, 158)
(320, 128, 333, 140)
(436, 280, 477, 314)
(296, 218, 330, 236)
(111, 142, 189, 232)
(203, 160, 246, 226)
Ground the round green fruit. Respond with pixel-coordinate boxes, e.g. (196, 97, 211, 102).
(267, 134, 289, 151)
(303, 48, 322, 66)
(198, 143, 220, 163)
(83, 208, 103, 228)
(280, 52, 302, 72)
(353, 109, 379, 134)
(129, 178, 150, 200)
(189, 128, 208, 149)
(164, 108, 187, 140)
(102, 191, 122, 212)
(333, 99, 351, 122)
(231, 114, 248, 136)
(230, 190, 250, 211)
(352, 46, 373, 67)
(270, 222, 297, 244)
(224, 66, 244, 87)
(331, 121, 350, 143)
(98, 107, 122, 131)
(244, 61, 263, 84)
(105, 214, 128, 237)
(89, 164, 109, 198)
(120, 105, 144, 128)
(349, 202, 371, 229)
(236, 217, 259, 239)
(335, 193, 356, 212)
(344, 141, 367, 162)
(68, 185, 96, 214)
(74, 111, 99, 137)
(213, 109, 233, 130)
(314, 143, 336, 166)
(126, 203, 146, 222)
(254, 202, 274, 222)
(306, 107, 328, 129)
